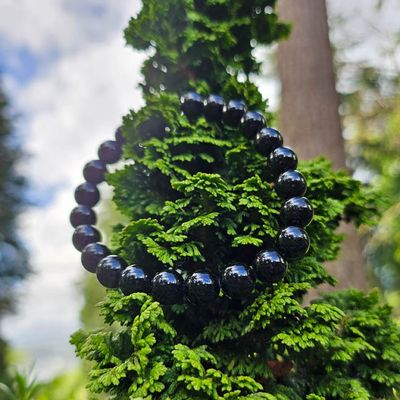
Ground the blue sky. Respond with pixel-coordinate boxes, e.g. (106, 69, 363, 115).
(0, 1, 134, 85)
(0, 46, 39, 84)
(0, 0, 144, 379)
(0, 0, 399, 381)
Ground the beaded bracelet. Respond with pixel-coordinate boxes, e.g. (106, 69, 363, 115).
(70, 92, 313, 305)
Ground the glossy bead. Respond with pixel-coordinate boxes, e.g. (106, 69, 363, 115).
(275, 170, 307, 199)
(152, 270, 185, 305)
(194, 0, 226, 18)
(186, 271, 220, 304)
(137, 116, 167, 139)
(241, 111, 265, 138)
(70, 205, 96, 227)
(83, 160, 106, 184)
(204, 94, 224, 122)
(134, 143, 145, 157)
(72, 225, 101, 251)
(181, 92, 204, 120)
(74, 182, 100, 207)
(268, 147, 298, 177)
(281, 197, 313, 228)
(223, 100, 246, 126)
(81, 242, 110, 273)
(115, 127, 126, 145)
(98, 140, 122, 164)
(277, 226, 310, 260)
(221, 263, 254, 299)
(255, 127, 283, 156)
(120, 265, 151, 295)
(253, 250, 287, 283)
(96, 255, 127, 288)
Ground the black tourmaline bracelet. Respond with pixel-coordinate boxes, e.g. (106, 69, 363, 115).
(70, 92, 313, 305)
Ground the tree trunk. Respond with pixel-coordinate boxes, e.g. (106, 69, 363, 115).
(277, 0, 368, 291)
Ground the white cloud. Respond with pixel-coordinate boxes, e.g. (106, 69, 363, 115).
(0, 0, 144, 379)
(328, 0, 400, 70)
(0, 0, 141, 55)
(17, 34, 144, 189)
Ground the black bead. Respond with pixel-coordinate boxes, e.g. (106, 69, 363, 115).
(186, 271, 220, 304)
(70, 205, 96, 227)
(74, 182, 100, 207)
(72, 225, 101, 251)
(115, 127, 126, 145)
(133, 144, 145, 157)
(277, 226, 310, 260)
(204, 94, 224, 122)
(253, 250, 287, 283)
(152, 270, 185, 305)
(98, 140, 122, 164)
(241, 111, 265, 138)
(223, 100, 246, 126)
(96, 255, 127, 288)
(181, 92, 204, 120)
(221, 263, 254, 299)
(120, 265, 151, 295)
(255, 127, 283, 156)
(137, 116, 167, 139)
(281, 197, 313, 228)
(275, 170, 307, 199)
(83, 160, 107, 184)
(194, 0, 226, 19)
(81, 242, 110, 273)
(269, 147, 298, 177)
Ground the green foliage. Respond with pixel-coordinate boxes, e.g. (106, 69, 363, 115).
(0, 370, 41, 400)
(124, 0, 289, 96)
(0, 80, 28, 381)
(72, 0, 400, 398)
(0, 369, 88, 400)
(347, 92, 400, 291)
(35, 370, 87, 400)
(73, 289, 400, 399)
(0, 83, 28, 310)
(361, 103, 400, 292)
(333, 4, 400, 293)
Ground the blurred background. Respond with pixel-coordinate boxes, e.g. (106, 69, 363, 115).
(0, 0, 399, 398)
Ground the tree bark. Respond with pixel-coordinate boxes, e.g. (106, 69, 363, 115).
(277, 0, 368, 291)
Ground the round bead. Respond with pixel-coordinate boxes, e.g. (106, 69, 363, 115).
(255, 127, 283, 156)
(277, 227, 310, 260)
(70, 205, 96, 227)
(223, 100, 246, 126)
(186, 271, 220, 304)
(275, 170, 307, 199)
(204, 94, 224, 122)
(253, 250, 287, 283)
(181, 92, 204, 120)
(74, 182, 100, 207)
(98, 140, 122, 164)
(221, 263, 254, 299)
(152, 270, 185, 305)
(72, 225, 101, 251)
(269, 147, 298, 177)
(281, 197, 313, 228)
(137, 116, 167, 139)
(81, 242, 110, 273)
(96, 255, 127, 288)
(120, 265, 151, 295)
(115, 127, 126, 145)
(241, 111, 265, 138)
(83, 160, 106, 184)
(134, 143, 145, 157)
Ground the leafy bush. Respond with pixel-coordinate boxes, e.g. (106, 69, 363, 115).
(72, 1, 400, 398)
